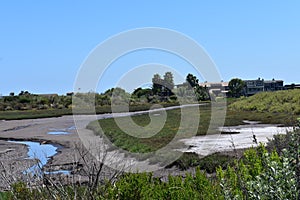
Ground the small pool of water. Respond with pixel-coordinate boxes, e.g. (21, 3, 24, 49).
(44, 170, 70, 175)
(47, 126, 75, 135)
(8, 140, 70, 175)
(47, 131, 70, 135)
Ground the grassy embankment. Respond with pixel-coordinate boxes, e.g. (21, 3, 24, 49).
(229, 89, 300, 114)
(88, 102, 297, 154)
(0, 109, 73, 120)
(0, 103, 179, 120)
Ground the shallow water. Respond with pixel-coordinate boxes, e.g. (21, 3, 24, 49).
(47, 126, 75, 135)
(8, 140, 70, 175)
(44, 170, 70, 175)
(47, 131, 70, 135)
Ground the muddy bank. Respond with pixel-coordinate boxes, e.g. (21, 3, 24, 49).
(0, 140, 37, 189)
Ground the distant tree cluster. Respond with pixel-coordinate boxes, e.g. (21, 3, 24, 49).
(152, 72, 174, 97)
(0, 72, 214, 111)
(150, 72, 211, 103)
(170, 73, 210, 102)
(0, 91, 71, 111)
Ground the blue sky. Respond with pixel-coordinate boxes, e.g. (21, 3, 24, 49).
(0, 1, 299, 95)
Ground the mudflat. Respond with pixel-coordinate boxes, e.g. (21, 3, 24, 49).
(0, 106, 292, 190)
(0, 113, 168, 189)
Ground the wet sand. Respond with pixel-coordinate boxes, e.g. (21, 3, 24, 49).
(181, 122, 293, 156)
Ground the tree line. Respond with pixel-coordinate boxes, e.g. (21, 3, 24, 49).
(0, 72, 213, 111)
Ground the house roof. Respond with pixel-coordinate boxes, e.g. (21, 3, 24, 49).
(264, 80, 284, 83)
(199, 82, 229, 87)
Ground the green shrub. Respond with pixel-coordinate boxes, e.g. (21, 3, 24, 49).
(229, 90, 300, 114)
(168, 152, 235, 173)
(217, 131, 300, 200)
(105, 169, 222, 200)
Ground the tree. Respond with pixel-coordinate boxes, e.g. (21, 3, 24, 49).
(19, 91, 24, 96)
(195, 85, 210, 101)
(18, 91, 30, 96)
(163, 72, 174, 96)
(228, 78, 245, 98)
(185, 73, 210, 101)
(163, 72, 174, 90)
(186, 73, 199, 88)
(106, 87, 131, 105)
(152, 74, 163, 95)
(132, 88, 152, 98)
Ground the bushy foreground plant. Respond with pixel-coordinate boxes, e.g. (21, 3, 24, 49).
(103, 169, 222, 200)
(1, 169, 221, 200)
(218, 129, 300, 200)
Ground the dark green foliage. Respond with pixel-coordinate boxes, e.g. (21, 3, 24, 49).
(217, 138, 299, 199)
(228, 78, 245, 98)
(198, 153, 235, 173)
(167, 152, 234, 173)
(163, 72, 175, 97)
(2, 169, 222, 200)
(0, 191, 11, 200)
(152, 72, 175, 98)
(267, 132, 293, 156)
(152, 73, 163, 95)
(0, 92, 72, 112)
(186, 73, 199, 88)
(18, 96, 31, 104)
(194, 85, 210, 101)
(132, 88, 152, 99)
(105, 169, 222, 200)
(166, 152, 203, 170)
(185, 73, 210, 101)
(0, 84, 180, 117)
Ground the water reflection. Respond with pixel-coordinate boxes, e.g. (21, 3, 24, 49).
(8, 140, 70, 175)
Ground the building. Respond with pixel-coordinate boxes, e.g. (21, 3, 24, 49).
(243, 78, 264, 96)
(199, 81, 229, 97)
(194, 78, 286, 98)
(284, 84, 300, 90)
(264, 79, 284, 91)
(243, 78, 284, 96)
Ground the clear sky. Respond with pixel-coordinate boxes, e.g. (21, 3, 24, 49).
(1, 1, 299, 95)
